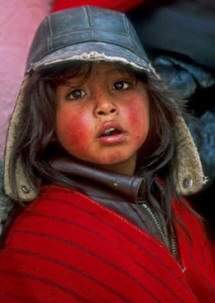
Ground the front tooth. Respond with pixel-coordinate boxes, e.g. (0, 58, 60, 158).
(104, 128, 115, 135)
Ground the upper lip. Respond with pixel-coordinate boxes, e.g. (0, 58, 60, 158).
(97, 121, 125, 138)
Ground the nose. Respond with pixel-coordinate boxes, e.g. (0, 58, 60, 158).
(94, 94, 118, 117)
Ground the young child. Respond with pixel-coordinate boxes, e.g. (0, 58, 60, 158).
(0, 5, 215, 303)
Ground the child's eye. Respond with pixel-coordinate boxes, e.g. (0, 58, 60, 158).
(113, 81, 130, 90)
(67, 89, 86, 100)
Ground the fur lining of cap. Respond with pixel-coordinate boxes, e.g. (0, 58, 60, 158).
(172, 116, 207, 195)
(4, 76, 39, 202)
(4, 72, 206, 202)
(28, 51, 160, 79)
(37, 52, 147, 71)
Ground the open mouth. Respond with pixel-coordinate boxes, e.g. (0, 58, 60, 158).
(97, 122, 126, 144)
(101, 128, 122, 137)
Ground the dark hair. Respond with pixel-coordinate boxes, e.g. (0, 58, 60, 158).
(8, 61, 190, 247)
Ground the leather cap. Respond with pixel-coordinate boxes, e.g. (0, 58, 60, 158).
(26, 6, 156, 75)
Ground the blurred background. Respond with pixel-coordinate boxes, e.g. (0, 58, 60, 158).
(0, 0, 52, 158)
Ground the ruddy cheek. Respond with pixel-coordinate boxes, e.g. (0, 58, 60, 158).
(57, 111, 90, 156)
(126, 100, 149, 144)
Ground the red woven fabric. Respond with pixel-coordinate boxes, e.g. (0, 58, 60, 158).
(52, 0, 144, 12)
(0, 185, 214, 302)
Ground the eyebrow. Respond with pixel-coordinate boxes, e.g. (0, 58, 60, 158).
(59, 77, 87, 88)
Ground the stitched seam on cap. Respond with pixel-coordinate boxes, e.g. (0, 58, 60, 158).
(86, 6, 92, 28)
(123, 14, 132, 47)
(85, 5, 94, 40)
(47, 16, 53, 51)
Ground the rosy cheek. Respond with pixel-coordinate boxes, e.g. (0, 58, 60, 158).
(125, 98, 149, 144)
(56, 109, 90, 155)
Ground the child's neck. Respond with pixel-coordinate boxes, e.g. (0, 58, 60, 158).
(93, 154, 137, 176)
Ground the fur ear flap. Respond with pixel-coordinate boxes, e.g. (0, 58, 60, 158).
(172, 116, 206, 195)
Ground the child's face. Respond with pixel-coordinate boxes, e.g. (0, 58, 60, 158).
(55, 63, 150, 175)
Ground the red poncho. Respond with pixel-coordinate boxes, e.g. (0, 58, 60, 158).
(0, 185, 215, 302)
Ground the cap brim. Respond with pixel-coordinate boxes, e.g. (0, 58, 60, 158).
(27, 42, 156, 75)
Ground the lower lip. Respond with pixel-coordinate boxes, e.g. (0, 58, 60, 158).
(98, 132, 126, 144)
